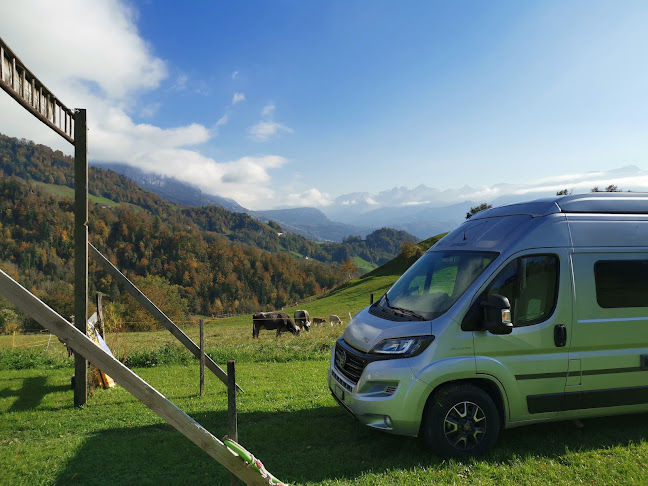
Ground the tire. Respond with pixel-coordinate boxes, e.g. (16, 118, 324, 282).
(422, 384, 500, 458)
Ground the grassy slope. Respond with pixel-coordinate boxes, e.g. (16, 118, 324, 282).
(351, 256, 377, 275)
(3, 232, 648, 485)
(33, 181, 143, 211)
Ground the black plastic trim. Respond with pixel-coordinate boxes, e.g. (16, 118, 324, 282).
(516, 366, 644, 381)
(527, 386, 648, 413)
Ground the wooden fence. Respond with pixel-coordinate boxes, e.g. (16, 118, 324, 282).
(0, 268, 274, 485)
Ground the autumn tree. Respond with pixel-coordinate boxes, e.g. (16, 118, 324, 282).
(401, 241, 423, 263)
(341, 258, 358, 281)
(118, 275, 189, 331)
(0, 308, 20, 334)
(466, 203, 493, 219)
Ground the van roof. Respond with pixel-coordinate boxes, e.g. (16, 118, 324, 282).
(472, 192, 648, 219)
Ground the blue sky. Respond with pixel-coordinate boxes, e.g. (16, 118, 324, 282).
(1, 1, 647, 209)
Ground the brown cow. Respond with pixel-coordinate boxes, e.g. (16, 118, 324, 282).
(252, 312, 300, 338)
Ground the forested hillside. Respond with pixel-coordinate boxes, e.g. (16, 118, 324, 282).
(0, 133, 418, 332)
(0, 133, 417, 266)
(0, 173, 343, 328)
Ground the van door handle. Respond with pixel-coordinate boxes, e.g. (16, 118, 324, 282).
(554, 324, 567, 347)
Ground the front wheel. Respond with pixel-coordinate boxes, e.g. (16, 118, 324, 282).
(422, 384, 500, 458)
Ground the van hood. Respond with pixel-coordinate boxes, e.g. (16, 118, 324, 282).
(342, 307, 433, 353)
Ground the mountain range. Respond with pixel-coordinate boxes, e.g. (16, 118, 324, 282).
(94, 162, 648, 241)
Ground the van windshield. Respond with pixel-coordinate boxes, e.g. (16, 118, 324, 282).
(380, 250, 498, 320)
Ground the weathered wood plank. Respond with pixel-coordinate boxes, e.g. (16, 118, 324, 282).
(89, 244, 242, 392)
(0, 37, 75, 144)
(0, 269, 273, 486)
(200, 318, 205, 396)
(228, 360, 239, 486)
(74, 109, 88, 408)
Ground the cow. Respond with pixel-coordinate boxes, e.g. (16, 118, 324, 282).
(312, 317, 327, 326)
(329, 315, 343, 326)
(252, 312, 300, 338)
(294, 310, 311, 332)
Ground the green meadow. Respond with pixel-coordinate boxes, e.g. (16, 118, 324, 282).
(2, 241, 648, 485)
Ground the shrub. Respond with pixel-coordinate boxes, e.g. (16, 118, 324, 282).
(0, 349, 68, 370)
(123, 343, 192, 368)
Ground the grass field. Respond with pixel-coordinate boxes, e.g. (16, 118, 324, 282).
(2, 247, 648, 485)
(32, 181, 143, 212)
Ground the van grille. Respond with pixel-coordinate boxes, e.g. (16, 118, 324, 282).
(335, 342, 367, 384)
(331, 369, 353, 392)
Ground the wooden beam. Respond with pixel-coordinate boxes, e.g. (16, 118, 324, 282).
(228, 360, 239, 486)
(74, 109, 88, 407)
(0, 268, 273, 486)
(0, 36, 74, 144)
(200, 319, 205, 397)
(89, 244, 242, 392)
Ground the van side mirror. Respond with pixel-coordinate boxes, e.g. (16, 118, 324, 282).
(480, 294, 513, 335)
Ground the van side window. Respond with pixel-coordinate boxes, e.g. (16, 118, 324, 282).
(485, 255, 559, 327)
(594, 260, 648, 308)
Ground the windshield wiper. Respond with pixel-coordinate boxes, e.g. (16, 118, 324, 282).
(388, 305, 425, 321)
(381, 294, 424, 320)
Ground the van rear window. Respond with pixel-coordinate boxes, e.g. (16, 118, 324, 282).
(594, 260, 648, 308)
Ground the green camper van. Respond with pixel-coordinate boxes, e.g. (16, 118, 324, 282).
(329, 192, 648, 457)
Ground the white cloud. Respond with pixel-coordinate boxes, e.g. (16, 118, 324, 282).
(130, 150, 289, 208)
(0, 0, 294, 209)
(261, 103, 275, 117)
(232, 70, 239, 80)
(276, 188, 333, 208)
(212, 114, 229, 135)
(171, 73, 189, 91)
(1, 0, 166, 101)
(247, 102, 293, 142)
(248, 121, 294, 142)
(401, 200, 431, 206)
(139, 103, 161, 118)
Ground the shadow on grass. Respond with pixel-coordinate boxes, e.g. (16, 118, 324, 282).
(53, 404, 648, 486)
(0, 375, 70, 412)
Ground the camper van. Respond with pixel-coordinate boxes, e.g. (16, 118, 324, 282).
(329, 193, 648, 457)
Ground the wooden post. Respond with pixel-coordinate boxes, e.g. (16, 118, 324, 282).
(0, 268, 274, 486)
(199, 319, 205, 397)
(228, 360, 238, 486)
(73, 108, 88, 408)
(89, 244, 242, 392)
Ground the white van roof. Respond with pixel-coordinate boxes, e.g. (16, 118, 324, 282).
(435, 192, 648, 253)
(471, 192, 648, 220)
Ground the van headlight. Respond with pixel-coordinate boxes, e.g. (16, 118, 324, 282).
(370, 336, 434, 357)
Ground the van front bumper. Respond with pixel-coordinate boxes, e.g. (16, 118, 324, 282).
(328, 347, 429, 437)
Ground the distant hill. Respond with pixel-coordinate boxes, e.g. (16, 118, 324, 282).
(93, 163, 374, 242)
(322, 197, 468, 240)
(92, 162, 248, 213)
(255, 207, 332, 225)
(253, 207, 371, 242)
